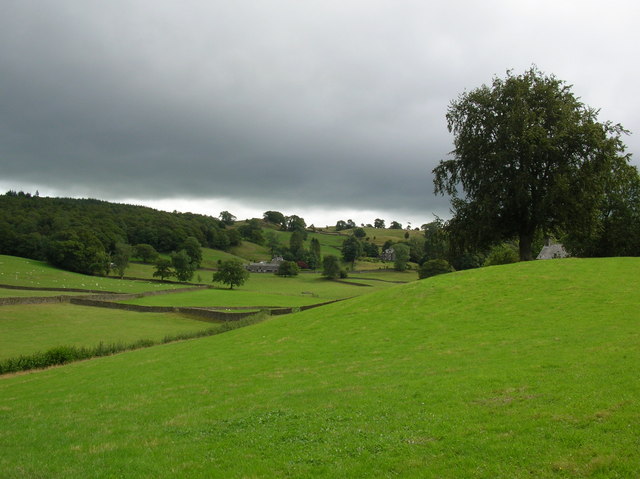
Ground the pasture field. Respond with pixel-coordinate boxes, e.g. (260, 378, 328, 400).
(231, 271, 407, 299)
(0, 287, 91, 298)
(0, 303, 217, 360)
(124, 270, 413, 308)
(0, 255, 192, 293)
(1, 258, 638, 477)
(122, 288, 328, 308)
(318, 225, 424, 244)
(229, 241, 271, 262)
(200, 248, 246, 268)
(265, 229, 347, 257)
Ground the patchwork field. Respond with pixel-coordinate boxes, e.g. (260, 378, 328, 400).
(0, 255, 192, 293)
(121, 289, 327, 308)
(121, 270, 412, 308)
(1, 257, 638, 477)
(0, 303, 215, 360)
(0, 288, 91, 298)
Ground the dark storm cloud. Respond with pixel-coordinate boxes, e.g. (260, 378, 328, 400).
(1, 1, 638, 221)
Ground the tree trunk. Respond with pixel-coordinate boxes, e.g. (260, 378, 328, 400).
(519, 232, 534, 261)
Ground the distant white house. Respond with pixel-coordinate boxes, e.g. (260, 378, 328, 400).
(380, 248, 396, 262)
(537, 240, 569, 260)
(246, 256, 284, 273)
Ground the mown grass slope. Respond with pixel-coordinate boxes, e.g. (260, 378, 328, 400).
(1, 258, 638, 478)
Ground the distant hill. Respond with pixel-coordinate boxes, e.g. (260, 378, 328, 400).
(1, 257, 638, 476)
(0, 192, 234, 262)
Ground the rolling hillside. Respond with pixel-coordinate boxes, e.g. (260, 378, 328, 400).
(1, 258, 639, 477)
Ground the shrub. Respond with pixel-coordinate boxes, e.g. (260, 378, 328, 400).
(419, 259, 455, 279)
(393, 243, 410, 271)
(322, 255, 341, 279)
(276, 261, 299, 277)
(484, 243, 519, 266)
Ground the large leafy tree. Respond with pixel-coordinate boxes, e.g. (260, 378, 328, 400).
(263, 210, 285, 226)
(284, 215, 306, 233)
(212, 259, 250, 289)
(433, 67, 631, 260)
(321, 255, 341, 279)
(171, 249, 196, 282)
(341, 236, 362, 268)
(374, 218, 385, 229)
(153, 258, 174, 281)
(181, 236, 203, 269)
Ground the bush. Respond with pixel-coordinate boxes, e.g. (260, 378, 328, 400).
(418, 259, 455, 279)
(484, 243, 519, 266)
(276, 260, 299, 277)
(322, 255, 341, 279)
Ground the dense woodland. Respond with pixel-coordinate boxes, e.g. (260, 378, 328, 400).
(0, 192, 237, 275)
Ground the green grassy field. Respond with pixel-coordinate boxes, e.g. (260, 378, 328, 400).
(0, 304, 216, 360)
(124, 270, 414, 308)
(0, 255, 192, 293)
(122, 288, 329, 308)
(1, 258, 638, 477)
(200, 247, 246, 268)
(229, 241, 271, 262)
(0, 288, 91, 298)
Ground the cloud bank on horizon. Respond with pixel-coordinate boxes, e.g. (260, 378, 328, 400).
(1, 0, 638, 225)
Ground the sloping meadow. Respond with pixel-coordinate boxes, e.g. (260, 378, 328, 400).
(1, 258, 638, 477)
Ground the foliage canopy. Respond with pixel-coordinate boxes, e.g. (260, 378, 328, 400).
(434, 67, 632, 260)
(213, 259, 250, 289)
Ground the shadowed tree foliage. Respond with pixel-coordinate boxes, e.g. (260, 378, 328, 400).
(284, 215, 306, 233)
(237, 219, 265, 245)
(434, 67, 631, 261)
(219, 211, 236, 226)
(418, 259, 454, 279)
(181, 236, 203, 269)
(44, 228, 109, 276)
(321, 255, 341, 279)
(0, 194, 228, 268)
(171, 250, 196, 282)
(289, 230, 305, 259)
(563, 162, 640, 257)
(133, 243, 158, 263)
(276, 260, 299, 277)
(112, 242, 132, 278)
(341, 236, 362, 268)
(263, 210, 285, 227)
(309, 237, 321, 267)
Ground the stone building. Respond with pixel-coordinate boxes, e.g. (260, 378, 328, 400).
(246, 256, 284, 273)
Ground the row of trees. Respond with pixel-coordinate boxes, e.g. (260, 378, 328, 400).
(335, 219, 404, 231)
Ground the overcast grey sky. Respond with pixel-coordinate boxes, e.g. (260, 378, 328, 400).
(1, 0, 638, 227)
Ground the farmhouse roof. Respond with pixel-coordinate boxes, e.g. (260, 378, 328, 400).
(537, 241, 569, 260)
